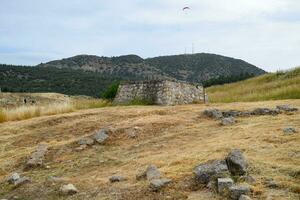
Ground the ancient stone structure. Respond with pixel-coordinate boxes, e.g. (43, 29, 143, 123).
(113, 80, 206, 105)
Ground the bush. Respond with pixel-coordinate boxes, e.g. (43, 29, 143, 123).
(101, 82, 120, 99)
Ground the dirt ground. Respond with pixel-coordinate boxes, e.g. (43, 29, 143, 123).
(0, 100, 299, 200)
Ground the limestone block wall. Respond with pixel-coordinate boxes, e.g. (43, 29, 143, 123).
(113, 80, 205, 105)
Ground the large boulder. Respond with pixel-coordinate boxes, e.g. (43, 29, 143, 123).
(193, 160, 229, 184)
(203, 109, 223, 119)
(226, 149, 247, 176)
(25, 144, 48, 169)
(93, 129, 109, 144)
(229, 185, 250, 200)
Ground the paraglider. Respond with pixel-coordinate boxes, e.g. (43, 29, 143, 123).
(182, 6, 190, 11)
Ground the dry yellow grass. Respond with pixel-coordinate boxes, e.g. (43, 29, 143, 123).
(207, 67, 300, 103)
(0, 99, 110, 123)
(0, 100, 299, 199)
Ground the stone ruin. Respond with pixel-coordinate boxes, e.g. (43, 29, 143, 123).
(113, 80, 206, 105)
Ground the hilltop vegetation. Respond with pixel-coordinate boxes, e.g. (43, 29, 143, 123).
(207, 67, 300, 103)
(0, 53, 265, 97)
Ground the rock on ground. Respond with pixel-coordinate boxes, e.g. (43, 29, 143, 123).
(226, 149, 247, 176)
(109, 175, 125, 183)
(251, 108, 280, 116)
(93, 129, 109, 144)
(203, 109, 223, 119)
(149, 178, 172, 191)
(283, 127, 297, 134)
(194, 160, 229, 184)
(220, 117, 235, 126)
(239, 195, 252, 200)
(136, 165, 161, 181)
(13, 177, 30, 187)
(6, 173, 20, 184)
(60, 184, 78, 195)
(25, 144, 48, 169)
(276, 105, 298, 112)
(229, 185, 250, 200)
(217, 178, 234, 194)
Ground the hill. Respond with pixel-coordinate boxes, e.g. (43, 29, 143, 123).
(207, 67, 300, 103)
(0, 100, 299, 199)
(39, 53, 266, 83)
(0, 53, 266, 97)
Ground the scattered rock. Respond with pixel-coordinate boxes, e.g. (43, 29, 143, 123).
(203, 109, 223, 119)
(48, 176, 66, 183)
(251, 108, 280, 116)
(77, 137, 94, 146)
(229, 185, 250, 200)
(75, 144, 87, 151)
(109, 175, 125, 183)
(136, 165, 161, 181)
(220, 117, 235, 126)
(149, 178, 172, 191)
(239, 195, 252, 200)
(13, 177, 30, 187)
(25, 144, 48, 169)
(126, 129, 136, 139)
(93, 129, 109, 144)
(194, 160, 229, 184)
(60, 184, 78, 195)
(276, 105, 298, 112)
(283, 127, 297, 134)
(6, 173, 20, 184)
(264, 179, 279, 188)
(222, 110, 243, 118)
(217, 178, 234, 194)
(226, 149, 247, 176)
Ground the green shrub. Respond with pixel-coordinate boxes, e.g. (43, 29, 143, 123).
(101, 82, 119, 99)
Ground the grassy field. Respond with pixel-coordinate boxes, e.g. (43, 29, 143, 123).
(207, 67, 300, 103)
(0, 93, 111, 123)
(0, 100, 299, 199)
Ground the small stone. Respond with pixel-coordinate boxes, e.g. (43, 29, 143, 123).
(93, 129, 109, 144)
(226, 149, 247, 176)
(25, 144, 48, 169)
(203, 109, 223, 119)
(229, 185, 250, 200)
(194, 160, 229, 184)
(60, 184, 78, 195)
(276, 105, 298, 112)
(265, 180, 278, 188)
(6, 173, 20, 184)
(149, 178, 172, 191)
(13, 177, 30, 187)
(239, 195, 252, 200)
(127, 129, 136, 138)
(221, 117, 235, 126)
(283, 127, 297, 134)
(109, 175, 125, 183)
(77, 137, 94, 146)
(48, 176, 65, 183)
(136, 165, 160, 181)
(217, 178, 234, 194)
(75, 144, 87, 151)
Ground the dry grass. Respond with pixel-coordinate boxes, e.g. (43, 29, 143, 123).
(0, 100, 299, 199)
(207, 67, 300, 103)
(0, 99, 110, 123)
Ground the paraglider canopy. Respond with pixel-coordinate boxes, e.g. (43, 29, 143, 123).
(182, 6, 190, 11)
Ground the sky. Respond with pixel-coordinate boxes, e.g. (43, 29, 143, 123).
(0, 0, 300, 72)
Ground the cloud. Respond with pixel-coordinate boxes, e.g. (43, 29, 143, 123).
(0, 0, 299, 71)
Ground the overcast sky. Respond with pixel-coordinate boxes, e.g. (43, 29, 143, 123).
(1, 0, 300, 71)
